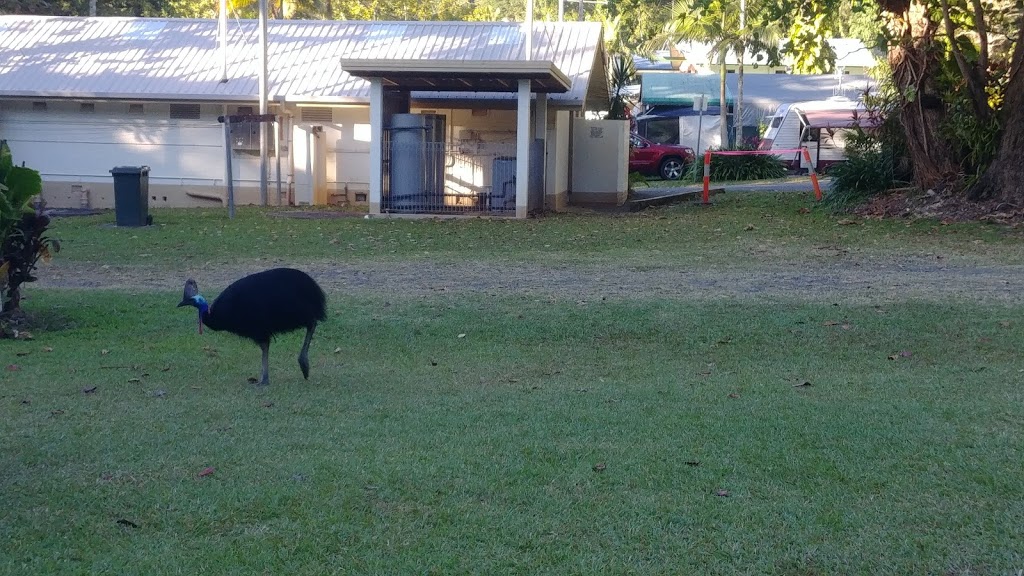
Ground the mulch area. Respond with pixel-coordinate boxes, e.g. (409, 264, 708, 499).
(853, 189, 1024, 225)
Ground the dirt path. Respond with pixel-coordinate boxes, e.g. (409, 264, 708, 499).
(35, 257, 1024, 304)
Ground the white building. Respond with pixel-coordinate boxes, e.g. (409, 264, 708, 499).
(0, 16, 622, 217)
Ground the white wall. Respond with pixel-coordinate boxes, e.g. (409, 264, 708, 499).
(570, 118, 629, 204)
(0, 100, 282, 207)
(0, 99, 576, 211)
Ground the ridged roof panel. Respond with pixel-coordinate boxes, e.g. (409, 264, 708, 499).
(0, 16, 605, 107)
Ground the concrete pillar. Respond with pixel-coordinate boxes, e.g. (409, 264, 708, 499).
(533, 92, 548, 209)
(516, 79, 531, 219)
(368, 79, 384, 214)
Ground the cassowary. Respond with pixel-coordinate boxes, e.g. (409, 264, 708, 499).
(177, 267, 327, 385)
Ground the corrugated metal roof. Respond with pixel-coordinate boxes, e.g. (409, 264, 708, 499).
(0, 16, 606, 108)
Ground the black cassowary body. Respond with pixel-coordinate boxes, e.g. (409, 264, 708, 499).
(177, 267, 327, 385)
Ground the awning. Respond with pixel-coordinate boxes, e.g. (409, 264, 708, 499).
(801, 108, 868, 129)
(339, 59, 572, 93)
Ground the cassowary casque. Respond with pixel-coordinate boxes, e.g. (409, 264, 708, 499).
(177, 268, 327, 385)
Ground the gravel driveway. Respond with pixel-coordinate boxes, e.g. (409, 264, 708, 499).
(36, 256, 1024, 304)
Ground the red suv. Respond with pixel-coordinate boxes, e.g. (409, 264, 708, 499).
(629, 134, 696, 180)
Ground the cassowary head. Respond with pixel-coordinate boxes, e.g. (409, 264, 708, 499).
(177, 278, 209, 333)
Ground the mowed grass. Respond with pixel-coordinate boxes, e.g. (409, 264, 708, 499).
(48, 192, 1024, 269)
(4, 192, 1024, 574)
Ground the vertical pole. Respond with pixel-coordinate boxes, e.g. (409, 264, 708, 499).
(735, 0, 745, 147)
(275, 117, 283, 205)
(525, 0, 534, 60)
(702, 149, 712, 204)
(577, 0, 583, 21)
(223, 116, 235, 219)
(696, 93, 705, 154)
(368, 79, 384, 215)
(558, 0, 563, 21)
(802, 147, 822, 201)
(258, 0, 269, 206)
(219, 0, 228, 82)
(516, 79, 531, 219)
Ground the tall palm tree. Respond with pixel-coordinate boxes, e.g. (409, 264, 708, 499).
(652, 0, 782, 148)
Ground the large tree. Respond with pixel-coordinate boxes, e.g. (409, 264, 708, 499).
(876, 0, 959, 191)
(971, 24, 1024, 201)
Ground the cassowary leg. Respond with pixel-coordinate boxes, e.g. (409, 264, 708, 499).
(258, 340, 271, 386)
(298, 324, 316, 380)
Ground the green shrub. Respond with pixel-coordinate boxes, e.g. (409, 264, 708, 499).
(823, 134, 899, 208)
(823, 80, 912, 210)
(684, 149, 788, 182)
(0, 140, 59, 321)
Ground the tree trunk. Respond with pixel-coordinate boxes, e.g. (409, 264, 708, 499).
(736, 42, 744, 147)
(970, 25, 1024, 202)
(881, 0, 959, 192)
(719, 49, 728, 148)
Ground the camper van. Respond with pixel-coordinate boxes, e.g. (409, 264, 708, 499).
(759, 96, 868, 171)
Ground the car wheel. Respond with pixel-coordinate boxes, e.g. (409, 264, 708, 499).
(659, 157, 685, 180)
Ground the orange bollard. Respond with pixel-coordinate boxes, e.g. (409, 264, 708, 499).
(802, 147, 823, 201)
(702, 150, 712, 204)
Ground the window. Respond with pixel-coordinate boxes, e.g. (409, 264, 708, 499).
(639, 118, 680, 145)
(170, 103, 201, 120)
(128, 103, 145, 115)
(32, 101, 47, 111)
(80, 102, 95, 113)
(230, 106, 276, 156)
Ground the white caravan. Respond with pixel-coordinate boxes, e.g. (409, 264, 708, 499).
(759, 96, 869, 172)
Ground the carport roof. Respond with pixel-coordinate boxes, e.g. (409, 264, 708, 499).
(339, 59, 571, 93)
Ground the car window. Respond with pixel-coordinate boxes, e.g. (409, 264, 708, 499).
(640, 118, 680, 145)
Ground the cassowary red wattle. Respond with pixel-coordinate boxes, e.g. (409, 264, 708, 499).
(177, 267, 327, 385)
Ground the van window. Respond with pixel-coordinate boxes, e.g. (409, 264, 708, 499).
(638, 118, 680, 145)
(771, 116, 783, 128)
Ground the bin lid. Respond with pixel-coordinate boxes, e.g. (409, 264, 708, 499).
(110, 166, 151, 175)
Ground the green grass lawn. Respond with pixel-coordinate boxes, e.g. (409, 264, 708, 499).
(4, 193, 1024, 574)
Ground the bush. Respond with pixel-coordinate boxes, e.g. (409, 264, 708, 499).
(823, 80, 912, 210)
(684, 149, 788, 182)
(823, 134, 899, 208)
(0, 139, 59, 321)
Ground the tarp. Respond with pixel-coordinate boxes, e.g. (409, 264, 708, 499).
(640, 72, 876, 115)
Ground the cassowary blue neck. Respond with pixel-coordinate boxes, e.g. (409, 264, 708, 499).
(193, 295, 213, 334)
(194, 295, 210, 316)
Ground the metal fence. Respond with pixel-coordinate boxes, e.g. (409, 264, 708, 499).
(381, 139, 519, 216)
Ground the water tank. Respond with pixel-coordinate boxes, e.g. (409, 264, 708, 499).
(388, 113, 447, 213)
(388, 114, 426, 212)
(491, 156, 516, 211)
